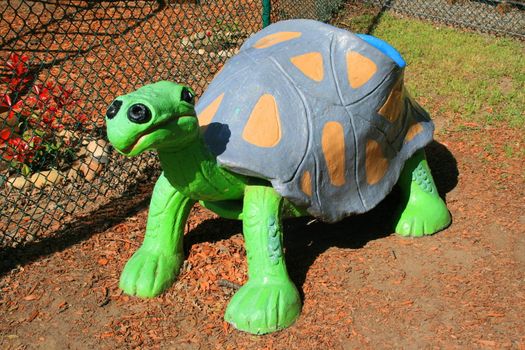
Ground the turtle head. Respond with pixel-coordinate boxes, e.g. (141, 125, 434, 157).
(105, 81, 199, 156)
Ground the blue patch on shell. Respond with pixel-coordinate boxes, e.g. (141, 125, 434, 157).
(356, 34, 406, 68)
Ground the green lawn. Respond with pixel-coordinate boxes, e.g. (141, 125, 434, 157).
(366, 14, 524, 132)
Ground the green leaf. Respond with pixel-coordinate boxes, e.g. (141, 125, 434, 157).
(22, 164, 31, 176)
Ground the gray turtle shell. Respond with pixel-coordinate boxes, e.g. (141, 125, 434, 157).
(195, 19, 434, 223)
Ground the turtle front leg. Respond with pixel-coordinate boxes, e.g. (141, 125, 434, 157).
(394, 149, 451, 237)
(120, 172, 195, 298)
(225, 185, 301, 334)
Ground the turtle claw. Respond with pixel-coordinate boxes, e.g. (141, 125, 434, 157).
(395, 213, 446, 237)
(119, 248, 182, 298)
(224, 279, 301, 335)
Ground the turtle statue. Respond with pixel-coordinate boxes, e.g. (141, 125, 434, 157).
(104, 19, 451, 334)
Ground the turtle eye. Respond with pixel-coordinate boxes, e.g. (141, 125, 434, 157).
(127, 103, 151, 124)
(106, 100, 122, 119)
(181, 87, 195, 105)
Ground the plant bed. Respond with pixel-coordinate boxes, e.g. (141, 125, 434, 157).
(0, 0, 263, 247)
(180, 28, 249, 59)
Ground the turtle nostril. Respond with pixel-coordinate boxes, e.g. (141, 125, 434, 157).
(127, 103, 151, 124)
(106, 100, 122, 119)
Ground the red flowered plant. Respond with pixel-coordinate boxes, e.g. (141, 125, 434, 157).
(1, 53, 88, 176)
(2, 53, 33, 94)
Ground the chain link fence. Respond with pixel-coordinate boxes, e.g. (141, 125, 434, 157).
(366, 0, 524, 37)
(0, 0, 348, 251)
(0, 0, 523, 251)
(272, 0, 344, 21)
(0, 0, 266, 249)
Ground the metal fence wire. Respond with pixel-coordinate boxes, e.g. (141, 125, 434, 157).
(0, 0, 523, 249)
(0, 0, 267, 248)
(367, 0, 525, 37)
(271, 0, 345, 21)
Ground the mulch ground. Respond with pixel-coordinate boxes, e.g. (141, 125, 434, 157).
(1, 123, 524, 349)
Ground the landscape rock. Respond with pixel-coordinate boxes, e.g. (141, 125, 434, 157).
(7, 176, 29, 190)
(80, 160, 104, 182)
(30, 169, 64, 189)
(180, 30, 248, 58)
(57, 130, 78, 143)
(66, 166, 82, 182)
(86, 139, 110, 164)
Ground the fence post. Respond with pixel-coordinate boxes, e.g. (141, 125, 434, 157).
(262, 0, 271, 27)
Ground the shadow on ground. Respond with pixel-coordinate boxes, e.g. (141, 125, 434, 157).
(0, 141, 457, 283)
(0, 182, 153, 276)
(185, 140, 458, 295)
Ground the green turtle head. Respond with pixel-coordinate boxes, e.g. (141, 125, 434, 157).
(105, 81, 198, 156)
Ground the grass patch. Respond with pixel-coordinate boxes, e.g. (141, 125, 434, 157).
(337, 13, 376, 33)
(369, 14, 524, 131)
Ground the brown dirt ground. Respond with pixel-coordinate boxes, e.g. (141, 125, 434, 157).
(1, 124, 524, 349)
(1, 3, 525, 350)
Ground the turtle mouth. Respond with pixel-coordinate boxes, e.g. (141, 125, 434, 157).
(120, 118, 177, 155)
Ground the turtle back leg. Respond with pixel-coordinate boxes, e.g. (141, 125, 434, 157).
(224, 185, 301, 334)
(394, 149, 451, 237)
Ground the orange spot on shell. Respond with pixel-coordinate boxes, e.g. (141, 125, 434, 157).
(322, 121, 346, 187)
(346, 51, 377, 89)
(290, 52, 324, 82)
(198, 93, 224, 128)
(379, 78, 405, 122)
(253, 32, 302, 49)
(301, 170, 312, 197)
(366, 139, 389, 185)
(405, 122, 423, 143)
(242, 94, 282, 148)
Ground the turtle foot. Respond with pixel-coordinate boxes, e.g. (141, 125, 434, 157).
(119, 248, 183, 298)
(224, 278, 301, 334)
(395, 150, 451, 237)
(394, 184, 451, 237)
